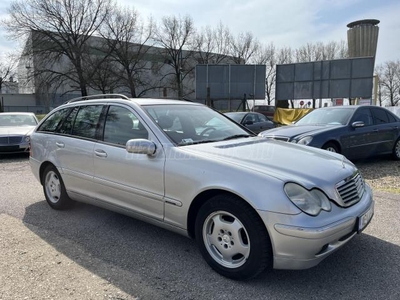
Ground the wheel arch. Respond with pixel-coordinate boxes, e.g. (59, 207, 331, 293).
(322, 140, 342, 153)
(393, 137, 400, 160)
(39, 161, 57, 185)
(187, 189, 267, 240)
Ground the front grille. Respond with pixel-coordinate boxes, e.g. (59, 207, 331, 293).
(336, 172, 365, 207)
(0, 136, 23, 145)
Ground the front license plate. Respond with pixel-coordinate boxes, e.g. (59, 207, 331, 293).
(358, 204, 374, 233)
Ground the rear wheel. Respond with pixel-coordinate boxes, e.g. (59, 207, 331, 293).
(42, 165, 73, 210)
(322, 142, 339, 153)
(393, 138, 400, 160)
(195, 194, 272, 280)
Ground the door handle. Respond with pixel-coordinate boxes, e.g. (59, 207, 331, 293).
(55, 142, 65, 148)
(94, 149, 108, 158)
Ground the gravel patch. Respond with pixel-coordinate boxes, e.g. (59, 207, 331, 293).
(355, 158, 400, 193)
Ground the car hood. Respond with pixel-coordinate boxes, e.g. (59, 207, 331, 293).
(259, 124, 342, 139)
(181, 137, 356, 190)
(0, 126, 36, 136)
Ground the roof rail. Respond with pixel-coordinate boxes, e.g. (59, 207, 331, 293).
(65, 94, 130, 104)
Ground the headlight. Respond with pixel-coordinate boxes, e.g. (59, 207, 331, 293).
(296, 136, 313, 145)
(24, 136, 31, 142)
(284, 183, 331, 216)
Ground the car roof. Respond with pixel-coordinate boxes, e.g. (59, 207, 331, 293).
(0, 112, 36, 116)
(225, 112, 247, 115)
(65, 96, 201, 106)
(319, 105, 381, 110)
(133, 98, 201, 106)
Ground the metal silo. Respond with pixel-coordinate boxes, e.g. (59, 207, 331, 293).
(347, 19, 380, 58)
(347, 19, 380, 105)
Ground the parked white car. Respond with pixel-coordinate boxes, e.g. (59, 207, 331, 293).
(29, 95, 374, 279)
(0, 112, 38, 154)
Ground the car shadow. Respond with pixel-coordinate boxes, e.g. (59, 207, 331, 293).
(23, 200, 400, 300)
(0, 153, 29, 162)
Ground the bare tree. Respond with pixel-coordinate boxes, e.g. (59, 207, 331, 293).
(154, 15, 196, 99)
(3, 0, 113, 96)
(0, 52, 18, 94)
(194, 22, 233, 64)
(323, 40, 348, 60)
(249, 43, 276, 105)
(86, 55, 120, 94)
(295, 41, 347, 62)
(376, 60, 400, 106)
(102, 6, 156, 97)
(230, 32, 260, 64)
(295, 42, 319, 62)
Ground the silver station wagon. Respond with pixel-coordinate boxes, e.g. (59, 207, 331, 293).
(30, 95, 374, 279)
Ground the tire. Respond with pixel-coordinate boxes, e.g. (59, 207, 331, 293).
(195, 194, 272, 280)
(393, 138, 400, 160)
(322, 142, 339, 153)
(42, 165, 73, 210)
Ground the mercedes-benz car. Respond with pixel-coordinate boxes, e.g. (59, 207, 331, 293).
(29, 95, 374, 279)
(259, 105, 400, 160)
(224, 112, 274, 133)
(0, 112, 39, 154)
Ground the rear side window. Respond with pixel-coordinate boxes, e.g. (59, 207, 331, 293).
(386, 111, 398, 123)
(72, 106, 103, 139)
(372, 108, 389, 124)
(37, 108, 71, 132)
(57, 107, 79, 135)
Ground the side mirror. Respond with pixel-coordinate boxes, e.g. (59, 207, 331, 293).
(126, 139, 156, 155)
(244, 120, 254, 125)
(352, 121, 365, 128)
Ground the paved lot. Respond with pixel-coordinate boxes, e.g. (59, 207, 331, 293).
(1, 154, 400, 300)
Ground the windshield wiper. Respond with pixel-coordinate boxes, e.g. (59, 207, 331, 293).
(178, 139, 219, 146)
(178, 134, 252, 145)
(222, 134, 252, 141)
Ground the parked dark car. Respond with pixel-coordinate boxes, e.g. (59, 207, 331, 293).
(253, 105, 276, 118)
(259, 105, 400, 160)
(225, 112, 274, 134)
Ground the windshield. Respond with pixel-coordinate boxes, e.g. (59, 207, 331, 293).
(296, 108, 354, 126)
(144, 104, 252, 145)
(0, 114, 38, 127)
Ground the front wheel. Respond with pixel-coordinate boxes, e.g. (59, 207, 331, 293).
(322, 142, 339, 153)
(195, 194, 272, 280)
(42, 165, 73, 210)
(393, 138, 400, 160)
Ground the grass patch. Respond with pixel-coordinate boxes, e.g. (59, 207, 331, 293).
(376, 187, 400, 194)
(36, 114, 47, 121)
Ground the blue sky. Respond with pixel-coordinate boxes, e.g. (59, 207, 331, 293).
(1, 0, 399, 65)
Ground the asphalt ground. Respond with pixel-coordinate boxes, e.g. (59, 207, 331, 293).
(0, 154, 399, 300)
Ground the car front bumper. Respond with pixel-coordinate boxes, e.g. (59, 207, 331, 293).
(259, 183, 374, 270)
(0, 142, 30, 154)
